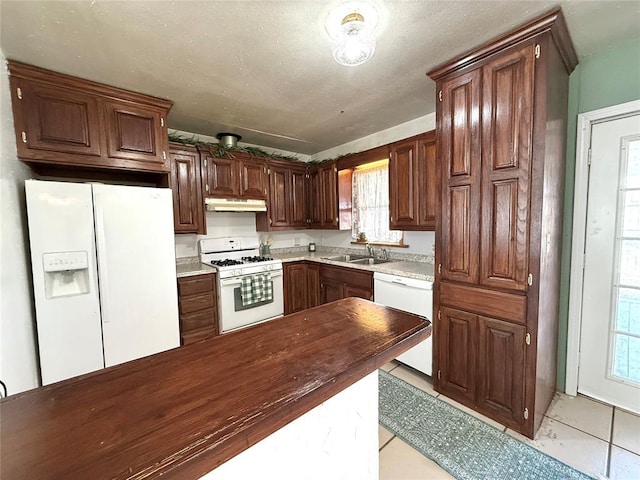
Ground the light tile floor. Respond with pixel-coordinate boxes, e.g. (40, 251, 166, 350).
(380, 361, 640, 480)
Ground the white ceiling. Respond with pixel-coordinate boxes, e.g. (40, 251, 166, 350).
(1, 1, 639, 155)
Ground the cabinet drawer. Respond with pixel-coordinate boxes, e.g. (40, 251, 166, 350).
(181, 327, 216, 345)
(179, 292, 214, 316)
(320, 265, 372, 290)
(178, 274, 215, 296)
(439, 282, 526, 324)
(180, 309, 216, 333)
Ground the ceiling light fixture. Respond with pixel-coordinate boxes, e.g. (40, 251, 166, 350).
(325, 2, 379, 67)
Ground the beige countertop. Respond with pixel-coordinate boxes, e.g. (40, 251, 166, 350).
(271, 251, 435, 282)
(175, 251, 435, 282)
(176, 259, 216, 278)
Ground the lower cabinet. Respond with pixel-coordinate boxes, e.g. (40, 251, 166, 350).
(284, 262, 373, 314)
(284, 261, 320, 315)
(436, 306, 526, 431)
(177, 273, 218, 345)
(320, 264, 373, 304)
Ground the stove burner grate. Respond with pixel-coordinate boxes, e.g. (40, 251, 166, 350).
(241, 256, 274, 263)
(210, 259, 244, 267)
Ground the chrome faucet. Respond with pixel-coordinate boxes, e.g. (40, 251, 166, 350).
(380, 248, 389, 260)
(365, 242, 374, 257)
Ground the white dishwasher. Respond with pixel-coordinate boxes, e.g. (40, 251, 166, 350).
(373, 272, 433, 376)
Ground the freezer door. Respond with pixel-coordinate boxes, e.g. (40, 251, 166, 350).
(25, 180, 105, 385)
(92, 184, 180, 367)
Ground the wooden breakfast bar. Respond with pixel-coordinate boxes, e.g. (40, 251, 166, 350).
(0, 298, 431, 479)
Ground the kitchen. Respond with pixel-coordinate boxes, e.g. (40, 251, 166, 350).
(1, 1, 640, 478)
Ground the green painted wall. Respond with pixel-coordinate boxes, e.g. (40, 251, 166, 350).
(557, 36, 640, 391)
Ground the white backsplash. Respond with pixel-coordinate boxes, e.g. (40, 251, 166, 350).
(174, 211, 435, 260)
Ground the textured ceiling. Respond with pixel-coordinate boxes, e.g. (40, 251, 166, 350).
(1, 1, 639, 155)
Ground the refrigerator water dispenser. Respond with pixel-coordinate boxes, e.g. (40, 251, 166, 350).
(42, 251, 90, 299)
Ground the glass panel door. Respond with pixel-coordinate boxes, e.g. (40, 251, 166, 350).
(611, 137, 640, 384)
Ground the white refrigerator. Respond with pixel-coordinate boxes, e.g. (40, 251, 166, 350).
(25, 180, 180, 385)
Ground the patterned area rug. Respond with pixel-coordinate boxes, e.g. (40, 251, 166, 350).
(379, 370, 595, 480)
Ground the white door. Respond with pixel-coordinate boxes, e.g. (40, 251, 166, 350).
(92, 184, 180, 367)
(25, 180, 105, 384)
(579, 114, 640, 413)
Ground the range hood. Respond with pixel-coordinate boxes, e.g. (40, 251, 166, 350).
(205, 198, 267, 212)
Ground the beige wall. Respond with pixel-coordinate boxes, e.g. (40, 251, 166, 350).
(0, 56, 39, 394)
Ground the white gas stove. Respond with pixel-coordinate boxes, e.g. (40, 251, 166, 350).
(199, 237, 283, 333)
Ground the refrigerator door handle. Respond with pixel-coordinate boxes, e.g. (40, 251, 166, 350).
(93, 193, 110, 323)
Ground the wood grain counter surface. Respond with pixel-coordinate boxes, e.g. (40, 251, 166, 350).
(0, 297, 431, 479)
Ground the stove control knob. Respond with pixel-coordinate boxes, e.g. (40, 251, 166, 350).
(234, 269, 242, 276)
(267, 264, 274, 271)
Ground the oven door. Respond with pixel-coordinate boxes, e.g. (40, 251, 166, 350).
(218, 270, 284, 333)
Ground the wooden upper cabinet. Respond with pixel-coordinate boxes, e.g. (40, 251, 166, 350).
(103, 100, 169, 170)
(268, 164, 290, 227)
(290, 166, 308, 228)
(202, 153, 238, 197)
(389, 138, 418, 228)
(417, 133, 437, 228)
(479, 43, 534, 292)
(17, 80, 102, 158)
(238, 156, 268, 199)
(439, 70, 482, 285)
(200, 150, 267, 200)
(7, 61, 172, 173)
(319, 162, 339, 228)
(389, 131, 437, 231)
(169, 144, 205, 234)
(256, 160, 307, 231)
(307, 167, 323, 227)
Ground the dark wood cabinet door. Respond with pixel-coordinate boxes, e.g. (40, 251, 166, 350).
(479, 43, 534, 292)
(437, 306, 477, 404)
(417, 132, 437, 229)
(477, 316, 526, 428)
(439, 69, 482, 285)
(169, 145, 205, 234)
(307, 167, 323, 227)
(239, 157, 267, 199)
(389, 138, 418, 228)
(268, 165, 290, 227)
(320, 162, 338, 228)
(306, 263, 320, 308)
(290, 166, 308, 228)
(205, 155, 238, 197)
(321, 280, 343, 304)
(103, 100, 168, 171)
(17, 79, 103, 158)
(343, 285, 373, 301)
(284, 262, 308, 314)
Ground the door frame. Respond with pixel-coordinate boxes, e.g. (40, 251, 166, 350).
(566, 99, 640, 395)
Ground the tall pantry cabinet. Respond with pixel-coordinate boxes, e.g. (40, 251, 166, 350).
(428, 9, 577, 438)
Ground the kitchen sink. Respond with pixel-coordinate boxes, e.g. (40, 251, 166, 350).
(349, 257, 394, 265)
(322, 254, 369, 262)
